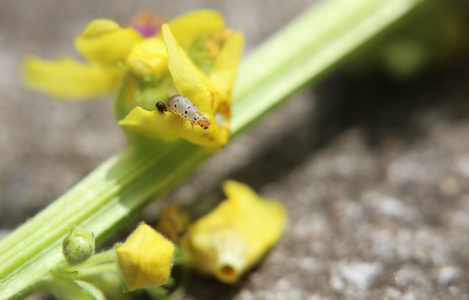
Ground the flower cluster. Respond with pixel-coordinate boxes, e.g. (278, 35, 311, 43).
(25, 10, 243, 150)
(27, 9, 286, 291)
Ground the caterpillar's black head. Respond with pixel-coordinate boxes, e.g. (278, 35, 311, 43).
(156, 101, 167, 113)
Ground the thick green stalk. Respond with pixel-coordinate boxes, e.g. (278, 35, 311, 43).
(0, 0, 433, 298)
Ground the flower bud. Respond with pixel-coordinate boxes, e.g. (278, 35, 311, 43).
(126, 38, 169, 79)
(62, 226, 95, 265)
(75, 19, 142, 65)
(116, 223, 174, 291)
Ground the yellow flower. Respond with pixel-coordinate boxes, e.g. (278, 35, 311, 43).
(24, 10, 243, 150)
(119, 16, 243, 150)
(116, 223, 175, 291)
(25, 19, 142, 99)
(25, 56, 122, 99)
(183, 180, 287, 283)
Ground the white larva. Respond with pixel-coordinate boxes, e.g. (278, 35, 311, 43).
(167, 95, 210, 129)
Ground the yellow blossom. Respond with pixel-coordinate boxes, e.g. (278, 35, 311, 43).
(116, 223, 174, 291)
(183, 180, 287, 283)
(119, 19, 243, 150)
(75, 19, 143, 66)
(25, 19, 142, 100)
(24, 56, 121, 99)
(24, 10, 243, 150)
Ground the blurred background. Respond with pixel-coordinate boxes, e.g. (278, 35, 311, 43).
(2, 0, 469, 299)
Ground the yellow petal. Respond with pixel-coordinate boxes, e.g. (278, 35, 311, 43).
(126, 37, 169, 79)
(209, 32, 244, 104)
(24, 56, 120, 99)
(119, 107, 229, 149)
(164, 10, 224, 48)
(118, 106, 181, 141)
(162, 24, 216, 115)
(186, 180, 287, 283)
(116, 223, 175, 291)
(75, 19, 142, 65)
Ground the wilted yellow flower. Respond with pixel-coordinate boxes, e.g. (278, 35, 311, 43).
(156, 204, 190, 245)
(184, 180, 287, 283)
(24, 10, 244, 150)
(116, 223, 174, 291)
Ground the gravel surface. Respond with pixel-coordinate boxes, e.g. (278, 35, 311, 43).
(2, 1, 469, 300)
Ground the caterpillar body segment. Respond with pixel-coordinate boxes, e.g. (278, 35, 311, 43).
(167, 95, 210, 129)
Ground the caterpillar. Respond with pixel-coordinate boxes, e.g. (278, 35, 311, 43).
(155, 101, 167, 113)
(167, 95, 210, 129)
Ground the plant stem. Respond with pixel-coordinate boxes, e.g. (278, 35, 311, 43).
(0, 0, 434, 298)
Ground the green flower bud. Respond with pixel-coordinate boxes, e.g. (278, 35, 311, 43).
(62, 226, 95, 265)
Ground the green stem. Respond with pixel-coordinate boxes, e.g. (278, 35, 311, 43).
(0, 0, 433, 298)
(59, 250, 118, 279)
(44, 278, 106, 300)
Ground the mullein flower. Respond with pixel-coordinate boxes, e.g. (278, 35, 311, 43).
(181, 180, 287, 283)
(116, 223, 174, 291)
(24, 10, 243, 150)
(25, 19, 142, 99)
(119, 24, 243, 149)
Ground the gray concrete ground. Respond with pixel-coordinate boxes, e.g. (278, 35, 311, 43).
(1, 1, 469, 299)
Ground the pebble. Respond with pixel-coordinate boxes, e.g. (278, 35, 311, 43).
(456, 156, 469, 179)
(378, 196, 408, 218)
(394, 266, 430, 289)
(438, 266, 459, 286)
(384, 287, 402, 300)
(331, 262, 383, 291)
(306, 295, 331, 300)
(401, 291, 419, 300)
